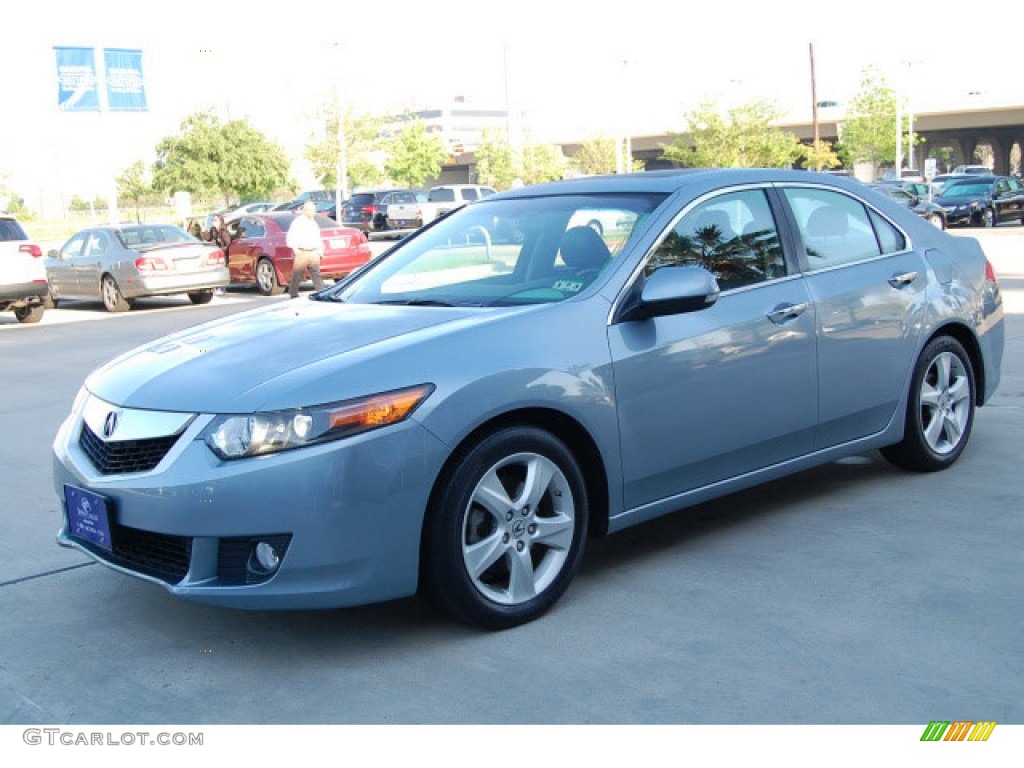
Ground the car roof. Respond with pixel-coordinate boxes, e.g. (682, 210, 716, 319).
(495, 168, 868, 200)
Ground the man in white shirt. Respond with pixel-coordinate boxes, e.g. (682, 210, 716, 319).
(285, 201, 326, 298)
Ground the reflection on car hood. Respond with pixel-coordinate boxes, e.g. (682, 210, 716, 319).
(86, 299, 487, 412)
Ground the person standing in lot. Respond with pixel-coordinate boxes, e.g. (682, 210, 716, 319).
(285, 200, 326, 298)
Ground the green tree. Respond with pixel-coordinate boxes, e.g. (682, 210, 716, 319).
(116, 160, 151, 223)
(570, 135, 619, 175)
(383, 120, 448, 188)
(804, 140, 842, 172)
(152, 111, 292, 207)
(474, 129, 518, 189)
(838, 68, 899, 174)
(662, 100, 804, 168)
(521, 143, 565, 185)
(304, 103, 384, 190)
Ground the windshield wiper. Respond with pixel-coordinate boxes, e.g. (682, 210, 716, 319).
(373, 298, 460, 307)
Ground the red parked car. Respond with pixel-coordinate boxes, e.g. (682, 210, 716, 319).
(224, 213, 372, 295)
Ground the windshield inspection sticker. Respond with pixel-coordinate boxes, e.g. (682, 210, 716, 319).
(552, 280, 583, 293)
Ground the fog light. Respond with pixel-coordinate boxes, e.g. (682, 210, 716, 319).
(254, 541, 281, 573)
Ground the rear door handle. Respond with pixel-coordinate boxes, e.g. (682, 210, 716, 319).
(767, 302, 810, 324)
(888, 271, 918, 288)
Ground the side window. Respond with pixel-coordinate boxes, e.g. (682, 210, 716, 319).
(646, 189, 786, 291)
(461, 189, 479, 202)
(243, 218, 265, 238)
(85, 232, 109, 256)
(868, 210, 906, 255)
(62, 233, 88, 258)
(783, 188, 890, 269)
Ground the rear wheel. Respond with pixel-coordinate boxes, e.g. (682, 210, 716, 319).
(14, 304, 44, 324)
(420, 426, 588, 629)
(256, 259, 284, 296)
(188, 289, 214, 305)
(101, 275, 130, 312)
(881, 336, 975, 472)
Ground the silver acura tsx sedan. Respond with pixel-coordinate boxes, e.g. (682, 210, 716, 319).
(53, 169, 1004, 629)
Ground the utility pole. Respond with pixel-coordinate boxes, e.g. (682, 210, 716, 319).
(809, 43, 820, 170)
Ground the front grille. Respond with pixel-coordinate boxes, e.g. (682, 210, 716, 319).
(79, 423, 181, 475)
(77, 522, 192, 584)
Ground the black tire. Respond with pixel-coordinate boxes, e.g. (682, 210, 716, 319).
(926, 213, 945, 230)
(188, 289, 214, 305)
(881, 336, 975, 472)
(420, 426, 589, 630)
(101, 275, 130, 312)
(256, 259, 284, 296)
(981, 208, 995, 228)
(14, 304, 44, 324)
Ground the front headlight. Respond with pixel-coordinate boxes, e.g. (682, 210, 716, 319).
(203, 384, 434, 460)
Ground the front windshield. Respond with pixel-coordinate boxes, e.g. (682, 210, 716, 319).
(336, 193, 665, 306)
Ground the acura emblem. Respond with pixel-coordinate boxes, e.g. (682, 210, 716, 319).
(102, 410, 120, 439)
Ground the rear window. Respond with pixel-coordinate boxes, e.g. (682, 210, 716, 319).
(0, 218, 29, 241)
(348, 194, 377, 207)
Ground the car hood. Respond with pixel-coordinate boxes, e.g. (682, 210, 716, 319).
(86, 299, 496, 413)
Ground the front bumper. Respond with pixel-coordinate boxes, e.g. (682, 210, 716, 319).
(53, 396, 449, 609)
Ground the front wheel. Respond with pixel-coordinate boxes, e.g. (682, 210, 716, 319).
(188, 289, 214, 305)
(101, 275, 130, 312)
(881, 337, 975, 472)
(926, 213, 945, 230)
(980, 207, 995, 228)
(420, 426, 588, 629)
(255, 258, 284, 296)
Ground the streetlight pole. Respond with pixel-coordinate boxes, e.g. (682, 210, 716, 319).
(332, 43, 347, 222)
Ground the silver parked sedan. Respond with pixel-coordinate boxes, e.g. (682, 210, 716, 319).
(52, 169, 1004, 629)
(46, 224, 229, 312)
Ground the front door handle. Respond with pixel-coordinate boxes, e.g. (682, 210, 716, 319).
(767, 302, 810, 324)
(888, 271, 918, 288)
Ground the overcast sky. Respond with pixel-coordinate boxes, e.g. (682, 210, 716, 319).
(1, 0, 1016, 200)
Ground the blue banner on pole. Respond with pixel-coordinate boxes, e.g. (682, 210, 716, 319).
(104, 48, 148, 112)
(54, 46, 101, 112)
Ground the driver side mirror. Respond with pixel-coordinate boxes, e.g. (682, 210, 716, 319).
(617, 265, 720, 323)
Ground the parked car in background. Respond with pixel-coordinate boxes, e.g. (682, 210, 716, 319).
(342, 189, 420, 234)
(223, 212, 372, 295)
(952, 164, 991, 175)
(0, 212, 48, 323)
(226, 202, 275, 220)
(877, 179, 932, 200)
(933, 175, 1024, 227)
(45, 224, 228, 312)
(52, 169, 1004, 629)
(868, 183, 946, 229)
(385, 184, 496, 231)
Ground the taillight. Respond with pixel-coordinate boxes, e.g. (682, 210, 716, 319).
(361, 205, 379, 216)
(19, 244, 43, 258)
(134, 256, 168, 271)
(207, 249, 225, 266)
(984, 259, 998, 283)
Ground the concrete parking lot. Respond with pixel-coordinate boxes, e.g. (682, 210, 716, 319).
(0, 229, 1021, 726)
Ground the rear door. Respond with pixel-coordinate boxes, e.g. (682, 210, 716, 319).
(779, 185, 928, 448)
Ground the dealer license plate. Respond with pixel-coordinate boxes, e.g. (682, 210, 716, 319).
(65, 485, 113, 551)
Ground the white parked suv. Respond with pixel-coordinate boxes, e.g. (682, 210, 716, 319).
(0, 212, 48, 323)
